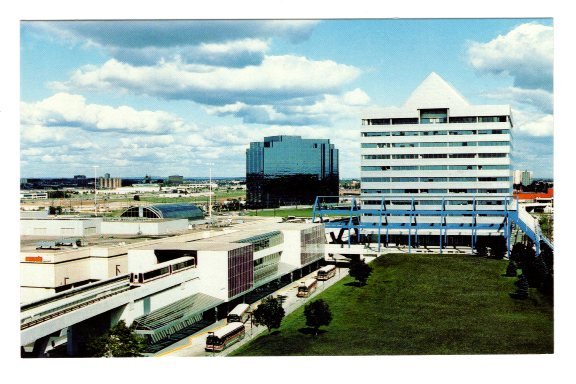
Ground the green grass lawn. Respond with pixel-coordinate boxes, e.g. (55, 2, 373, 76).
(246, 208, 348, 218)
(231, 253, 553, 356)
(247, 208, 314, 217)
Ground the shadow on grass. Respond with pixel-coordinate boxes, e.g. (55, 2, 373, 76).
(344, 281, 366, 287)
(298, 327, 327, 336)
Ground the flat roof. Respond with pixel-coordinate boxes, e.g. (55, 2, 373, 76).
(137, 241, 249, 252)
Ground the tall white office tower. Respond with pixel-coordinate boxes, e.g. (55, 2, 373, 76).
(360, 72, 512, 247)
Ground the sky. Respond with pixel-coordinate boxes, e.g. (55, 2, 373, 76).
(19, 18, 554, 179)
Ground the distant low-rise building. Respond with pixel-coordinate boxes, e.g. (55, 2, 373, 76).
(168, 175, 184, 185)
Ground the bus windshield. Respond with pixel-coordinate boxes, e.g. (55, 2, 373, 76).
(298, 286, 308, 292)
(206, 336, 222, 345)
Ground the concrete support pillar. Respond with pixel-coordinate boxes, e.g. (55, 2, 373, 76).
(31, 335, 52, 357)
(66, 311, 113, 357)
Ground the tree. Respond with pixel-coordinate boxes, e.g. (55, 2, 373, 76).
(510, 243, 527, 263)
(348, 258, 373, 286)
(476, 240, 488, 257)
(509, 274, 529, 300)
(488, 236, 507, 260)
(86, 320, 147, 357)
(252, 296, 285, 333)
(48, 206, 62, 215)
(304, 299, 332, 336)
(505, 260, 518, 277)
(133, 194, 140, 201)
(539, 244, 554, 298)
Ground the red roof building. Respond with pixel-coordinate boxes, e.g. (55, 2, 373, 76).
(514, 188, 554, 201)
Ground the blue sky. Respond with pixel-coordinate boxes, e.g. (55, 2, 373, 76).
(19, 18, 554, 179)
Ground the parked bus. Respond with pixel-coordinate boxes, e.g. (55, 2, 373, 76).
(205, 322, 245, 352)
(297, 278, 318, 298)
(316, 265, 337, 281)
(227, 303, 251, 324)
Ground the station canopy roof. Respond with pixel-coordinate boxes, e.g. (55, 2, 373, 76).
(132, 293, 223, 343)
(120, 203, 204, 220)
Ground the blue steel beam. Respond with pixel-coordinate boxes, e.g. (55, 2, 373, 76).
(316, 196, 552, 254)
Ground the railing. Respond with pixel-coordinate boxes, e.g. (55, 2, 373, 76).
(20, 275, 131, 330)
(312, 195, 553, 254)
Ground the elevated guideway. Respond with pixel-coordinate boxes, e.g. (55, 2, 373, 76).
(20, 268, 199, 347)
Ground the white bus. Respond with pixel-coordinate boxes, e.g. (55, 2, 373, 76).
(297, 278, 318, 298)
(205, 322, 245, 352)
(226, 303, 251, 324)
(316, 265, 337, 281)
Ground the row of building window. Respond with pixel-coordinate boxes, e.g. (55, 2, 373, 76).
(362, 116, 508, 125)
(238, 231, 283, 252)
(361, 177, 510, 183)
(361, 141, 508, 149)
(362, 153, 508, 160)
(362, 129, 508, 137)
(362, 199, 506, 206)
(253, 252, 281, 283)
(361, 188, 510, 194)
(362, 164, 509, 171)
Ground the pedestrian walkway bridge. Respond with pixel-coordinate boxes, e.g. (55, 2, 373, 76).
(313, 195, 553, 256)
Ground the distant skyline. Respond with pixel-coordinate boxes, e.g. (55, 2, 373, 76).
(20, 19, 553, 178)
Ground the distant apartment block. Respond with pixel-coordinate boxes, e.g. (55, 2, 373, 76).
(246, 135, 339, 208)
(514, 170, 533, 186)
(99, 174, 122, 189)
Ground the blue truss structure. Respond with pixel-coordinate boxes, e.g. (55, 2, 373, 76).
(312, 195, 552, 256)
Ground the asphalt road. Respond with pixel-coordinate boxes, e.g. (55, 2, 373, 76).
(154, 266, 350, 357)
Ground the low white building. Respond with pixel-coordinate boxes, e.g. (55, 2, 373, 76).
(20, 220, 326, 305)
(20, 217, 102, 237)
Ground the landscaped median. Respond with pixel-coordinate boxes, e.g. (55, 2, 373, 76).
(230, 253, 553, 356)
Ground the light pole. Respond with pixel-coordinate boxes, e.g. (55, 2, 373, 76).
(207, 163, 214, 224)
(92, 165, 99, 217)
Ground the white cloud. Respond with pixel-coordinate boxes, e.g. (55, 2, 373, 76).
(199, 38, 269, 55)
(512, 109, 554, 137)
(51, 56, 361, 106)
(21, 93, 194, 134)
(467, 23, 554, 141)
(482, 87, 553, 115)
(343, 88, 371, 106)
(20, 124, 69, 144)
(28, 20, 318, 48)
(204, 88, 370, 125)
(25, 20, 318, 67)
(119, 135, 175, 148)
(467, 23, 553, 91)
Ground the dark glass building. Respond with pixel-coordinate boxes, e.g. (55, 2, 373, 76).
(246, 135, 339, 208)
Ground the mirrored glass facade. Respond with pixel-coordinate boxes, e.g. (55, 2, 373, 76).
(246, 136, 339, 208)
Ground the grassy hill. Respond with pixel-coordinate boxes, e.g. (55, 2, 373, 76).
(231, 253, 553, 356)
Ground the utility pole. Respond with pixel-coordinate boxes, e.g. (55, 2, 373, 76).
(92, 165, 99, 217)
(207, 163, 214, 225)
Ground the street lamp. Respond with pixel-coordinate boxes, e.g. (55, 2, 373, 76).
(247, 311, 253, 338)
(206, 163, 214, 224)
(92, 165, 99, 217)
